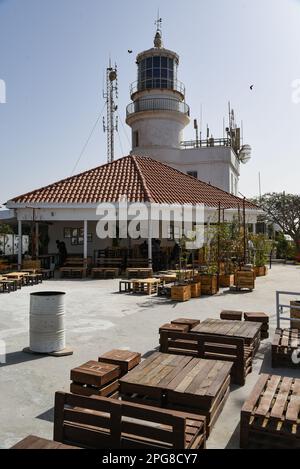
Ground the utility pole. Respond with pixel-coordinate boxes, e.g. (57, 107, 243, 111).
(103, 61, 118, 163)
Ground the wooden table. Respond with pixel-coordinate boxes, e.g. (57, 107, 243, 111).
(132, 278, 160, 295)
(191, 318, 262, 351)
(119, 352, 232, 435)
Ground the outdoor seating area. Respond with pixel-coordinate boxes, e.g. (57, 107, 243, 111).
(0, 270, 43, 294)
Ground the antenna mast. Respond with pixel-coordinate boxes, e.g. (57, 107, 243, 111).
(103, 61, 118, 163)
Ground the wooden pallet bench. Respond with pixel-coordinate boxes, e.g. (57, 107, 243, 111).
(70, 361, 121, 398)
(272, 328, 300, 368)
(240, 374, 300, 449)
(126, 268, 153, 279)
(11, 435, 79, 449)
(159, 330, 251, 386)
(60, 267, 86, 279)
(119, 352, 231, 436)
(244, 312, 269, 339)
(0, 278, 17, 293)
(92, 267, 120, 279)
(54, 392, 206, 449)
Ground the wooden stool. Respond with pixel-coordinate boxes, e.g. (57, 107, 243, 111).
(244, 312, 269, 339)
(171, 318, 200, 331)
(159, 323, 189, 333)
(70, 360, 121, 397)
(220, 310, 243, 321)
(98, 349, 141, 376)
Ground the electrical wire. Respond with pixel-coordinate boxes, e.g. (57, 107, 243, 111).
(117, 111, 131, 148)
(71, 102, 106, 176)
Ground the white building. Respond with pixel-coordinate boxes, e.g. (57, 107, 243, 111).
(126, 28, 251, 196)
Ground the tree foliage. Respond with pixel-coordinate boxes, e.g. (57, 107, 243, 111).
(252, 193, 300, 252)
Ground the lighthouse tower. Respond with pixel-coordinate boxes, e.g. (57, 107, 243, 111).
(126, 24, 190, 153)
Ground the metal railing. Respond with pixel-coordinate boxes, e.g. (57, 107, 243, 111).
(276, 291, 300, 328)
(181, 138, 232, 149)
(126, 98, 190, 118)
(130, 79, 185, 96)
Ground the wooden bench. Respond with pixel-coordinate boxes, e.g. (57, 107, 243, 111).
(159, 330, 252, 386)
(53, 392, 206, 449)
(11, 435, 78, 449)
(126, 268, 153, 279)
(240, 374, 300, 449)
(92, 267, 120, 279)
(272, 328, 300, 368)
(60, 267, 87, 279)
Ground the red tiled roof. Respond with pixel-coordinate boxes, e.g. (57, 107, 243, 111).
(8, 155, 258, 210)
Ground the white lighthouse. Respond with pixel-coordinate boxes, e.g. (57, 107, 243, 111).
(126, 24, 251, 196)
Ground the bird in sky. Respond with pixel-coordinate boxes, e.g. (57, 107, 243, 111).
(128, 50, 133, 54)
(250, 84, 254, 90)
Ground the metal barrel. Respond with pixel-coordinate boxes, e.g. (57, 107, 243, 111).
(29, 292, 66, 353)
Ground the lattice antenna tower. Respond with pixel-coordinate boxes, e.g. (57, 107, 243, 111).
(103, 60, 118, 163)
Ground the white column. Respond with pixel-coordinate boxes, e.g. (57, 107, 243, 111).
(83, 220, 88, 271)
(252, 223, 257, 235)
(148, 211, 152, 269)
(18, 220, 22, 270)
(35, 222, 39, 258)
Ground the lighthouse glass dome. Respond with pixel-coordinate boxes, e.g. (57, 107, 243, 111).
(138, 55, 177, 91)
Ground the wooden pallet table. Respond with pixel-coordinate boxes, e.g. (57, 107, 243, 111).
(132, 278, 160, 295)
(70, 361, 121, 398)
(119, 352, 232, 436)
(244, 312, 269, 339)
(0, 279, 17, 293)
(240, 374, 300, 449)
(272, 328, 300, 368)
(191, 319, 261, 354)
(220, 310, 243, 321)
(119, 280, 133, 293)
(98, 349, 141, 376)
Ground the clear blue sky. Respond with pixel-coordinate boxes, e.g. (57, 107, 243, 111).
(0, 0, 299, 205)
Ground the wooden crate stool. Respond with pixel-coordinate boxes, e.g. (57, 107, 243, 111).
(159, 323, 190, 334)
(244, 312, 269, 339)
(98, 349, 141, 376)
(240, 374, 300, 449)
(70, 361, 121, 398)
(171, 318, 200, 331)
(220, 310, 243, 321)
(272, 328, 300, 368)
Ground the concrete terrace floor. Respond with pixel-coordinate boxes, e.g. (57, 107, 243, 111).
(1, 264, 300, 449)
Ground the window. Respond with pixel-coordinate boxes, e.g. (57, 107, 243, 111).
(133, 131, 139, 148)
(187, 171, 198, 179)
(138, 56, 176, 91)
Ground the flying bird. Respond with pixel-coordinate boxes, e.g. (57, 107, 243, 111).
(250, 85, 254, 90)
(128, 50, 133, 54)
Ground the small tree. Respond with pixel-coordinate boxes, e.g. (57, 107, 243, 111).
(252, 193, 300, 257)
(0, 224, 13, 255)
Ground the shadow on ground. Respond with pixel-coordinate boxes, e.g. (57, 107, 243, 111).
(0, 351, 47, 367)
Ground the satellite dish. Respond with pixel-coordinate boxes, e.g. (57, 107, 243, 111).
(239, 144, 252, 164)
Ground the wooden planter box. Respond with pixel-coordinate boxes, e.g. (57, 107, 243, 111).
(235, 271, 255, 291)
(171, 284, 191, 302)
(190, 282, 201, 298)
(255, 266, 267, 277)
(219, 274, 235, 288)
(200, 275, 218, 295)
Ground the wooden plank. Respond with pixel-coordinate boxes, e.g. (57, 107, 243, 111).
(286, 379, 300, 423)
(242, 374, 270, 415)
(255, 375, 282, 417)
(270, 377, 294, 420)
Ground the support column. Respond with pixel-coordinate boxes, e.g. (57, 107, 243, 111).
(252, 223, 257, 235)
(18, 220, 22, 270)
(148, 213, 152, 270)
(83, 220, 88, 276)
(35, 222, 39, 259)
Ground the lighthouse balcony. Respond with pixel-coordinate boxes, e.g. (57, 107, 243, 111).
(126, 97, 190, 118)
(130, 79, 185, 99)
